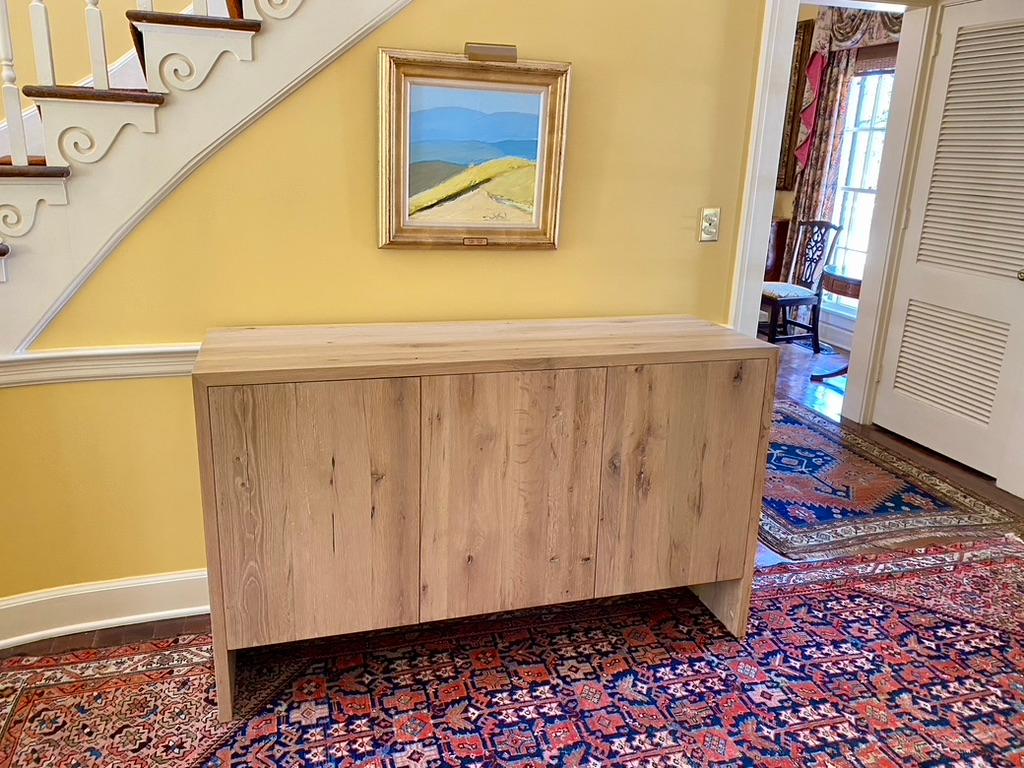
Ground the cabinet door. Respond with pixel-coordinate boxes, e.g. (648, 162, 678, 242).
(420, 369, 605, 622)
(597, 360, 767, 597)
(209, 378, 420, 649)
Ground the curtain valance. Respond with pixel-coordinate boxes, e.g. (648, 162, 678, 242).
(811, 8, 903, 54)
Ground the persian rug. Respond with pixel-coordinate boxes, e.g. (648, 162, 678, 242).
(762, 399, 1022, 560)
(3, 537, 1024, 767)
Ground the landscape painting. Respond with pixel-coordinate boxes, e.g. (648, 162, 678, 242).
(406, 83, 544, 227)
(379, 48, 571, 248)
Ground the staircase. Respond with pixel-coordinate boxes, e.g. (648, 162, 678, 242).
(0, 0, 410, 355)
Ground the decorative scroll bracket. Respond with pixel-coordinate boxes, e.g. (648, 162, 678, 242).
(0, 176, 68, 238)
(33, 98, 159, 166)
(134, 23, 257, 94)
(241, 0, 304, 21)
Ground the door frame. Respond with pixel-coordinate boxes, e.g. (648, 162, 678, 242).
(729, 0, 936, 425)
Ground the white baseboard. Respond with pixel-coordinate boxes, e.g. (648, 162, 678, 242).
(0, 570, 210, 650)
(820, 308, 855, 352)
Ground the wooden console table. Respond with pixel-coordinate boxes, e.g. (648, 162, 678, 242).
(193, 316, 778, 720)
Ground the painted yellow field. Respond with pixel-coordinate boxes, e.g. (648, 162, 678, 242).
(410, 188, 535, 225)
(483, 165, 537, 210)
(409, 157, 535, 217)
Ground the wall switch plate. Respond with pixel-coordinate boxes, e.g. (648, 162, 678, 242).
(699, 207, 721, 243)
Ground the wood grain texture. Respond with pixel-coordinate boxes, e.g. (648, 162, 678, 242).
(193, 316, 776, 386)
(596, 360, 769, 597)
(208, 378, 420, 650)
(691, 353, 778, 637)
(419, 369, 605, 621)
(192, 379, 236, 722)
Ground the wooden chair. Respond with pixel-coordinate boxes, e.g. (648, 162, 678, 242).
(759, 220, 841, 353)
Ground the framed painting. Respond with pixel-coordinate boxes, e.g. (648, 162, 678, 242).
(379, 48, 571, 249)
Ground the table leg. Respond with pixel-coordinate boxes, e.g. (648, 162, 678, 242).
(810, 362, 849, 381)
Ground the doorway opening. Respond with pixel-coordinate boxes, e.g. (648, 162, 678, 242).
(756, 3, 904, 422)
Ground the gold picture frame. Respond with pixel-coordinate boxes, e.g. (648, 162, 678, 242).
(379, 48, 571, 249)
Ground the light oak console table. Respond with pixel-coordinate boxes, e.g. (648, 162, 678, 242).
(193, 316, 778, 720)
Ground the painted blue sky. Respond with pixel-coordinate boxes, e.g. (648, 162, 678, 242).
(410, 84, 541, 116)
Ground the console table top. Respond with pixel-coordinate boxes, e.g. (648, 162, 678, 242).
(193, 315, 776, 386)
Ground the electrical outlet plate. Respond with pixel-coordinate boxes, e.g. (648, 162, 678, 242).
(699, 207, 721, 243)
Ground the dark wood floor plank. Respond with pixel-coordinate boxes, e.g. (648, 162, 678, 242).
(182, 614, 213, 634)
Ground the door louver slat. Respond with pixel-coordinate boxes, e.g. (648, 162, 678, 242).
(920, 18, 1024, 278)
(922, 217, 1024, 244)
(918, 246, 1023, 277)
(893, 300, 1010, 425)
(919, 242, 1024, 271)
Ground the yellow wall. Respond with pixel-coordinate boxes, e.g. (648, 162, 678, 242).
(3, 0, 767, 597)
(0, 378, 205, 596)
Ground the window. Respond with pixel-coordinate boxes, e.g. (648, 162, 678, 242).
(827, 71, 895, 316)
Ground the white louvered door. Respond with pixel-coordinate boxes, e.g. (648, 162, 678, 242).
(874, 0, 1024, 494)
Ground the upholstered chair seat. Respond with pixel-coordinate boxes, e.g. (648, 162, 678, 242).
(761, 282, 816, 301)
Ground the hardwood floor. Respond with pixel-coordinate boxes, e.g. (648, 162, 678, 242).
(0, 614, 212, 661)
(3, 340, 1021, 659)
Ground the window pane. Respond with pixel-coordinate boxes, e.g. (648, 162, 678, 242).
(846, 132, 868, 188)
(864, 130, 885, 189)
(875, 75, 894, 127)
(856, 75, 879, 127)
(846, 193, 876, 253)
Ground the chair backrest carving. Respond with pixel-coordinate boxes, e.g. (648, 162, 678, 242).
(792, 220, 841, 292)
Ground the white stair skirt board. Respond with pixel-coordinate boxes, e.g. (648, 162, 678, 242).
(134, 23, 257, 94)
(0, 0, 413, 355)
(0, 570, 210, 650)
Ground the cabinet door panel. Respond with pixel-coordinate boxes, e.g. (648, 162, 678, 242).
(209, 378, 420, 649)
(597, 360, 767, 596)
(420, 369, 605, 622)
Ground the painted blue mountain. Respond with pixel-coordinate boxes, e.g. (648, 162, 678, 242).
(410, 139, 538, 166)
(410, 107, 541, 143)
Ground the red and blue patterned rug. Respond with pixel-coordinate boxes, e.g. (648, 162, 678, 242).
(762, 400, 1022, 560)
(3, 536, 1024, 766)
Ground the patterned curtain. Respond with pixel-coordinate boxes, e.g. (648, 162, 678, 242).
(779, 48, 858, 285)
(780, 8, 902, 283)
(826, 9, 902, 51)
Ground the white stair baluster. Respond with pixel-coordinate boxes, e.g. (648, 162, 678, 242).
(29, 0, 55, 87)
(85, 0, 110, 90)
(137, 0, 154, 9)
(194, 0, 210, 16)
(0, 0, 28, 164)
